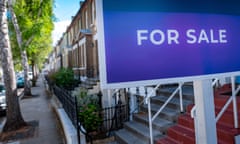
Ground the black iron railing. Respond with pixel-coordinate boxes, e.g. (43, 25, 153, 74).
(53, 86, 78, 127)
(51, 85, 129, 144)
(97, 104, 129, 136)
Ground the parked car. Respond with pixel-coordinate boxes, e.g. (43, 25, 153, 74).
(0, 83, 6, 115)
(28, 72, 33, 80)
(42, 70, 49, 76)
(17, 77, 24, 88)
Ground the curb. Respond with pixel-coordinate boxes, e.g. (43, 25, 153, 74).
(51, 94, 78, 144)
(44, 81, 86, 144)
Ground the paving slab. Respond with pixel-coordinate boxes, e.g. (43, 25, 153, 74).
(19, 75, 64, 144)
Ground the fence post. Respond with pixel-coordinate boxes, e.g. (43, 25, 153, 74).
(97, 91, 103, 109)
(115, 104, 118, 129)
(126, 89, 130, 121)
(75, 96, 80, 144)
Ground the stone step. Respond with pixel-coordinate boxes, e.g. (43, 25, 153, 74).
(79, 77, 99, 90)
(79, 83, 93, 89)
(157, 136, 179, 144)
(108, 142, 118, 144)
(217, 124, 237, 144)
(87, 77, 100, 82)
(151, 95, 192, 111)
(83, 79, 98, 85)
(157, 85, 194, 101)
(172, 112, 239, 143)
(140, 103, 180, 122)
(115, 129, 147, 144)
(156, 84, 240, 144)
(133, 113, 173, 134)
(172, 114, 238, 144)
(178, 114, 194, 129)
(123, 121, 162, 143)
(167, 125, 195, 144)
(114, 84, 194, 144)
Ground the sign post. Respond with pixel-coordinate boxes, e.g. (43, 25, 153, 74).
(97, 0, 240, 89)
(96, 0, 240, 143)
(193, 80, 217, 144)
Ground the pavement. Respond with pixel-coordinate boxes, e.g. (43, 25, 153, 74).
(1, 75, 65, 144)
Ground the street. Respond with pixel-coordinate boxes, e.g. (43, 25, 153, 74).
(0, 87, 24, 132)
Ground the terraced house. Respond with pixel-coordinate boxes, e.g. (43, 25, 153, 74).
(68, 1, 98, 79)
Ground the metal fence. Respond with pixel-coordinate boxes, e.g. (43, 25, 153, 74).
(52, 85, 82, 144)
(95, 103, 129, 137)
(51, 84, 129, 144)
(52, 85, 78, 128)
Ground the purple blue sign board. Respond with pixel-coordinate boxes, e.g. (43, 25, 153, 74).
(96, 0, 240, 89)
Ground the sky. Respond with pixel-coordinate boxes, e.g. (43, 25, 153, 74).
(52, 0, 84, 45)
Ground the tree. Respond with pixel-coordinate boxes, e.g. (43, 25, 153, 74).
(28, 36, 52, 86)
(27, 0, 54, 77)
(0, 0, 27, 132)
(8, 0, 54, 93)
(0, 0, 54, 133)
(8, 0, 32, 96)
(8, 22, 22, 71)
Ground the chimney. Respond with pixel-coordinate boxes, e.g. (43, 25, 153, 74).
(80, 1, 84, 7)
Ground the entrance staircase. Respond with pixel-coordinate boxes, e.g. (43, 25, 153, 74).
(114, 84, 194, 144)
(157, 84, 240, 144)
(75, 77, 100, 94)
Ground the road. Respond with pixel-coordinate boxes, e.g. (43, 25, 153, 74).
(0, 88, 24, 132)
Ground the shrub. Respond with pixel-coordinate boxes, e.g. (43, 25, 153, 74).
(75, 88, 102, 132)
(51, 68, 76, 88)
(79, 104, 102, 132)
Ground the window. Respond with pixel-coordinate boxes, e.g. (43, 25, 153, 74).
(92, 0, 96, 24)
(85, 10, 88, 28)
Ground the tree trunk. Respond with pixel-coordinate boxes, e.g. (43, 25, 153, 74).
(0, 0, 27, 132)
(8, 1, 32, 96)
(22, 51, 32, 96)
(31, 59, 36, 87)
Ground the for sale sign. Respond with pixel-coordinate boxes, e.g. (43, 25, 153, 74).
(96, 0, 240, 89)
